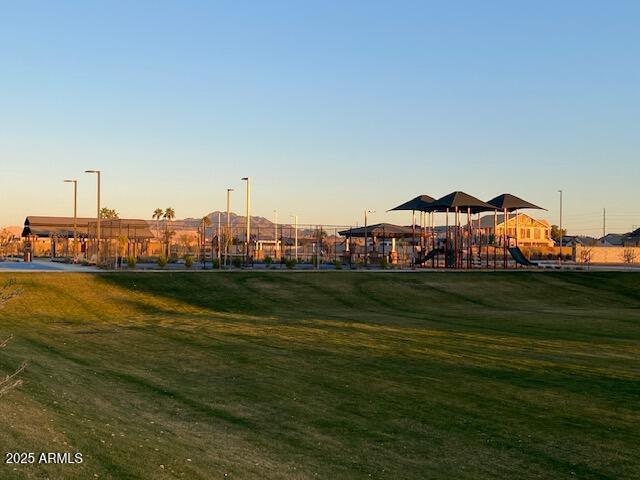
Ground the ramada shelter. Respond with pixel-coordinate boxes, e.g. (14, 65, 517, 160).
(22, 216, 94, 257)
(21, 216, 157, 260)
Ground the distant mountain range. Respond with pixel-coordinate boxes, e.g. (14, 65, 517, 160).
(183, 211, 284, 229)
(0, 226, 22, 236)
(181, 212, 325, 237)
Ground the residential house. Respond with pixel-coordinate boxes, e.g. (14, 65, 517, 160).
(624, 228, 640, 247)
(562, 236, 597, 247)
(474, 213, 553, 247)
(598, 233, 625, 246)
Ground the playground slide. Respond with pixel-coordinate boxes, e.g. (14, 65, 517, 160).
(508, 247, 538, 267)
(416, 248, 444, 264)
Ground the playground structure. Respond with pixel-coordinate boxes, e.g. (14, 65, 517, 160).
(388, 191, 546, 269)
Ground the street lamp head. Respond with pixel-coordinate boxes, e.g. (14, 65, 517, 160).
(63, 179, 76, 183)
(227, 188, 234, 192)
(85, 170, 100, 174)
(241, 177, 249, 181)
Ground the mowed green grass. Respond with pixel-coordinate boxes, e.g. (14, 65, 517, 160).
(0, 272, 639, 479)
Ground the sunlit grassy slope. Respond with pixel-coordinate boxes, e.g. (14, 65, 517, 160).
(0, 272, 639, 479)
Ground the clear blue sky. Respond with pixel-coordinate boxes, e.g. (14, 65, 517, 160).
(1, 1, 638, 234)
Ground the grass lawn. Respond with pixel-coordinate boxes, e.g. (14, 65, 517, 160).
(0, 271, 639, 479)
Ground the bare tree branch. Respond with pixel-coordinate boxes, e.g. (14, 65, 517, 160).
(0, 334, 13, 348)
(0, 278, 22, 308)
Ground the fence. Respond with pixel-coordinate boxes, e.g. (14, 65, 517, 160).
(82, 217, 546, 270)
(85, 219, 430, 268)
(574, 245, 640, 264)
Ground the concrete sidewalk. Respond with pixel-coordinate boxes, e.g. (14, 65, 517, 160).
(1, 259, 639, 273)
(0, 259, 100, 272)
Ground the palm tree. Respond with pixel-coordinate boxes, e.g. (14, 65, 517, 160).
(152, 209, 163, 256)
(163, 208, 176, 257)
(100, 207, 119, 219)
(163, 207, 175, 222)
(152, 208, 163, 247)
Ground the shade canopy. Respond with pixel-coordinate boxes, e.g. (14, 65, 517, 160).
(338, 223, 415, 239)
(388, 195, 435, 212)
(429, 191, 495, 212)
(94, 219, 155, 239)
(487, 193, 545, 212)
(21, 216, 155, 239)
(22, 216, 96, 238)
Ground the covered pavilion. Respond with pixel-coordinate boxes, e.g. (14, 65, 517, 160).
(21, 216, 95, 258)
(338, 223, 415, 265)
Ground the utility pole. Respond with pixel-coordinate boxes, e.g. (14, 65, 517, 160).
(85, 170, 101, 265)
(603, 208, 606, 240)
(63, 179, 78, 263)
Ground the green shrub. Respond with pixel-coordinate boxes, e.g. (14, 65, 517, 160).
(157, 256, 168, 268)
(333, 260, 342, 270)
(126, 256, 137, 269)
(285, 258, 297, 269)
(212, 258, 220, 269)
(184, 255, 193, 269)
(380, 257, 389, 269)
(232, 257, 242, 268)
(264, 255, 273, 268)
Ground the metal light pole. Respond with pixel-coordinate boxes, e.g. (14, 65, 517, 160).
(273, 210, 278, 257)
(217, 212, 222, 269)
(290, 214, 298, 261)
(241, 177, 251, 262)
(558, 189, 563, 265)
(226, 188, 233, 267)
(63, 179, 78, 262)
(85, 170, 101, 265)
(364, 210, 374, 266)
